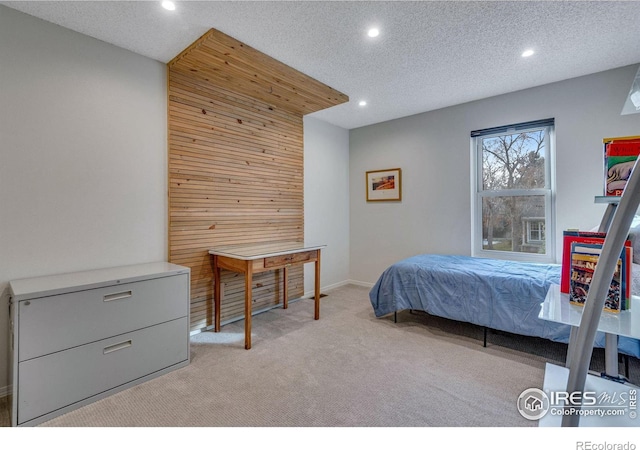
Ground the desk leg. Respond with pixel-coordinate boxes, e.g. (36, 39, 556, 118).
(565, 326, 577, 368)
(213, 255, 221, 333)
(314, 250, 321, 320)
(283, 266, 289, 309)
(604, 333, 619, 377)
(245, 261, 253, 350)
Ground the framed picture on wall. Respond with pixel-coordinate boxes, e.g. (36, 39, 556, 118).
(366, 168, 402, 202)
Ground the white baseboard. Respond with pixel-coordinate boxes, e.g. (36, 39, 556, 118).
(302, 279, 374, 298)
(302, 279, 353, 298)
(346, 279, 375, 288)
(0, 384, 11, 399)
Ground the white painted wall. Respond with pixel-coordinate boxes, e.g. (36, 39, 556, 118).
(303, 116, 350, 294)
(0, 7, 167, 393)
(350, 64, 640, 284)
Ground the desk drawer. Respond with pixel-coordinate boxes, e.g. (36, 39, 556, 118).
(264, 250, 315, 268)
(18, 273, 189, 361)
(17, 316, 188, 425)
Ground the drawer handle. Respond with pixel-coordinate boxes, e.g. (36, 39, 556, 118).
(103, 291, 132, 302)
(103, 340, 132, 354)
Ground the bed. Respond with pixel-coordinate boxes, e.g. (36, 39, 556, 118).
(369, 254, 640, 359)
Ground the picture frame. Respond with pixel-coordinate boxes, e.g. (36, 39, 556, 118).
(366, 168, 402, 202)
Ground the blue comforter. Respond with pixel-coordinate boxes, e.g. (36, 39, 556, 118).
(369, 254, 640, 358)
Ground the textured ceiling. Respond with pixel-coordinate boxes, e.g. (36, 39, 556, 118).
(3, 1, 640, 129)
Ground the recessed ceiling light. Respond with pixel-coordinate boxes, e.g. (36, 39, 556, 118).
(162, 1, 176, 11)
(367, 28, 380, 38)
(359, 100, 367, 107)
(522, 49, 535, 58)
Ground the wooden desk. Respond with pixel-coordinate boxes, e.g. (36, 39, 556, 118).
(209, 242, 325, 349)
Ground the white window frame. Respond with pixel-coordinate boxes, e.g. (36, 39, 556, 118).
(470, 123, 556, 263)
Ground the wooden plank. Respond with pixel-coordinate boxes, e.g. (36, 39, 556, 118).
(169, 177, 303, 193)
(169, 68, 301, 119)
(168, 124, 303, 159)
(168, 105, 303, 148)
(168, 89, 304, 135)
(168, 155, 302, 180)
(167, 94, 303, 134)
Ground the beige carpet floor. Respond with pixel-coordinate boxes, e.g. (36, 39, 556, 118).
(0, 284, 637, 428)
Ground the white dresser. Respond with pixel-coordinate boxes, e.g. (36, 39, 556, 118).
(8, 262, 190, 426)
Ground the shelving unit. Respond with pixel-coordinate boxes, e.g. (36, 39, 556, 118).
(540, 161, 640, 427)
(541, 195, 631, 378)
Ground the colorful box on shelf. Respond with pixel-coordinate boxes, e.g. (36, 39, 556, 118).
(604, 135, 640, 196)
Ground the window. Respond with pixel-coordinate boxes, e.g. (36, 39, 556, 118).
(525, 218, 545, 244)
(471, 119, 555, 262)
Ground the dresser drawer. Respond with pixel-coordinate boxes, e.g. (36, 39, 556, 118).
(17, 316, 188, 425)
(263, 250, 315, 268)
(18, 273, 189, 361)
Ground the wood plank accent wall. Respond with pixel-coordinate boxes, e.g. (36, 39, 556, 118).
(167, 29, 348, 332)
